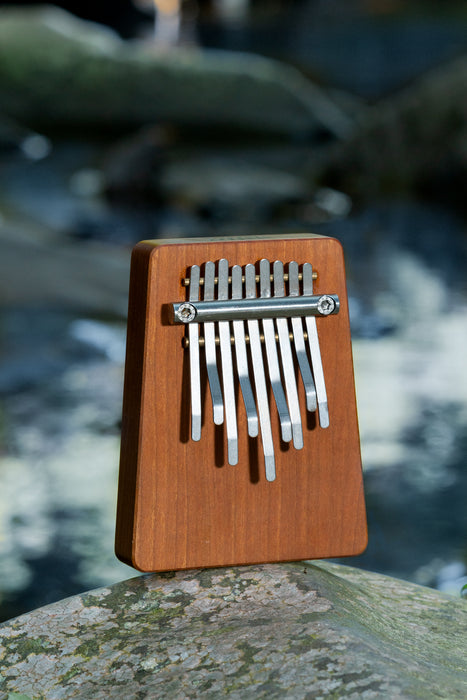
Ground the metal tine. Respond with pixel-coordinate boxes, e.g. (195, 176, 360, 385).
(245, 264, 276, 481)
(188, 265, 201, 441)
(217, 259, 238, 465)
(273, 261, 303, 449)
(203, 261, 224, 425)
(231, 265, 259, 438)
(303, 263, 330, 428)
(260, 259, 292, 443)
(288, 261, 317, 412)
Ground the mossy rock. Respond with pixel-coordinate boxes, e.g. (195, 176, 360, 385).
(0, 561, 466, 698)
(319, 54, 467, 202)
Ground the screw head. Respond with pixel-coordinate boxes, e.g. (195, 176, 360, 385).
(176, 302, 197, 323)
(317, 295, 336, 316)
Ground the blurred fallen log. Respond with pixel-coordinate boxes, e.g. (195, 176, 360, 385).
(0, 6, 353, 140)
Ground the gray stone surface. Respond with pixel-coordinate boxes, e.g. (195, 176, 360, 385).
(0, 6, 352, 139)
(0, 561, 466, 699)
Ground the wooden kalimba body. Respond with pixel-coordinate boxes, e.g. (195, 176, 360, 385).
(115, 235, 367, 572)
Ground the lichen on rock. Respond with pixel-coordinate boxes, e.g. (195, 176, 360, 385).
(0, 562, 466, 698)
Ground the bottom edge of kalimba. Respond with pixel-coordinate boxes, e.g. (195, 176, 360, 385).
(117, 535, 369, 574)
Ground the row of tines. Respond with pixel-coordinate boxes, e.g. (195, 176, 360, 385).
(185, 259, 329, 481)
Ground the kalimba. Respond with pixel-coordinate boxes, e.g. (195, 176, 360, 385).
(115, 235, 367, 572)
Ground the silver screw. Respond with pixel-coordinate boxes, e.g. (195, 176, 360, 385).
(176, 302, 197, 323)
(317, 295, 336, 316)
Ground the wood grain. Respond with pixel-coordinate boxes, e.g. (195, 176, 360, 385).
(115, 236, 367, 571)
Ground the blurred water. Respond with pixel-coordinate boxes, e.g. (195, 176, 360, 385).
(1, 188, 466, 621)
(1, 1, 467, 621)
